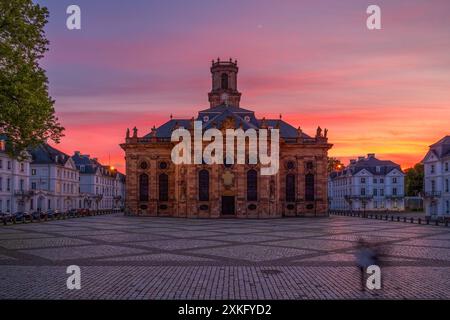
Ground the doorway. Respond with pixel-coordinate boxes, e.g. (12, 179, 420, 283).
(221, 196, 235, 216)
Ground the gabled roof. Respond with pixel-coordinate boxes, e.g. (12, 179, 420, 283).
(29, 144, 70, 165)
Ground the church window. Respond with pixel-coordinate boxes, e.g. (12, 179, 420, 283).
(221, 73, 229, 89)
(159, 161, 168, 170)
(306, 161, 314, 170)
(286, 174, 296, 202)
(140, 161, 148, 170)
(159, 173, 169, 201)
(247, 170, 258, 201)
(286, 161, 295, 170)
(139, 174, 149, 201)
(244, 116, 251, 122)
(199, 170, 209, 201)
(305, 173, 315, 201)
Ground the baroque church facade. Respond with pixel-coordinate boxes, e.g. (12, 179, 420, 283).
(121, 59, 332, 218)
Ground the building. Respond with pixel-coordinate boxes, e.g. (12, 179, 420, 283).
(422, 136, 450, 217)
(0, 137, 32, 213)
(72, 152, 125, 211)
(29, 144, 79, 212)
(121, 59, 332, 218)
(328, 154, 405, 212)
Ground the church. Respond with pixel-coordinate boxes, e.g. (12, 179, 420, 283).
(120, 59, 332, 218)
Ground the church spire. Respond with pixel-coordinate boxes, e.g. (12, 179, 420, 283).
(208, 58, 242, 108)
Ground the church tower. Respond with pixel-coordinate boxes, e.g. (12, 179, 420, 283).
(208, 58, 242, 108)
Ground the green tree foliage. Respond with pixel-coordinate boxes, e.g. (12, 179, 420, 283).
(404, 163, 424, 196)
(0, 0, 64, 158)
(328, 157, 344, 173)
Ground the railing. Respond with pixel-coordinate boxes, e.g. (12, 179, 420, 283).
(14, 190, 34, 197)
(423, 191, 442, 198)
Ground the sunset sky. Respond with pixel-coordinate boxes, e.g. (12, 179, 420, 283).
(37, 0, 450, 171)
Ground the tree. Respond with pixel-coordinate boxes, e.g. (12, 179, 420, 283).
(404, 163, 424, 196)
(328, 157, 344, 173)
(0, 0, 64, 159)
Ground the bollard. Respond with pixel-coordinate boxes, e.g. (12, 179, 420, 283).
(391, 216, 394, 221)
(410, 218, 414, 223)
(426, 219, 430, 225)
(446, 221, 448, 227)
(418, 218, 421, 224)
(397, 216, 400, 222)
(435, 220, 439, 226)
(403, 217, 407, 222)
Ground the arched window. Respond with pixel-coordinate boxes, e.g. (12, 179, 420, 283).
(159, 173, 168, 201)
(221, 73, 229, 90)
(139, 173, 149, 201)
(305, 173, 315, 201)
(286, 174, 296, 202)
(247, 170, 258, 201)
(198, 170, 209, 201)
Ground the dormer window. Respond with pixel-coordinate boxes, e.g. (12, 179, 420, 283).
(203, 116, 209, 122)
(244, 116, 251, 122)
(376, 166, 381, 173)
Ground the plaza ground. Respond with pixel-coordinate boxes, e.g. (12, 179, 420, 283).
(1, 213, 450, 299)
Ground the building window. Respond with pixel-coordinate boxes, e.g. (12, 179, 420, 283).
(7, 178, 10, 191)
(373, 178, 377, 184)
(380, 189, 384, 196)
(31, 169, 36, 175)
(305, 173, 315, 201)
(373, 189, 378, 196)
(393, 177, 397, 184)
(431, 165, 435, 174)
(20, 163, 24, 172)
(139, 173, 149, 201)
(159, 161, 168, 170)
(447, 201, 449, 214)
(446, 179, 449, 193)
(247, 170, 258, 201)
(7, 161, 11, 170)
(20, 179, 24, 191)
(393, 187, 397, 196)
(285, 174, 296, 202)
(361, 178, 366, 184)
(361, 188, 366, 196)
(159, 173, 169, 201)
(0, 177, 2, 191)
(446, 162, 449, 172)
(306, 161, 314, 170)
(0, 159, 2, 169)
(198, 170, 209, 201)
(221, 73, 229, 90)
(431, 180, 436, 193)
(380, 178, 384, 183)
(31, 182, 36, 190)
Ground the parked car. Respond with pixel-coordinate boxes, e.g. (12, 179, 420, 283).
(31, 211, 47, 222)
(46, 209, 61, 220)
(1, 212, 14, 225)
(13, 211, 32, 223)
(67, 209, 78, 218)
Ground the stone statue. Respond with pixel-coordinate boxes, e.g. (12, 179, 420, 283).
(324, 128, 328, 138)
(297, 126, 302, 137)
(132, 127, 138, 138)
(126, 128, 130, 139)
(316, 126, 322, 137)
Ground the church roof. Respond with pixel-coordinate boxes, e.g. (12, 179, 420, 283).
(145, 104, 312, 139)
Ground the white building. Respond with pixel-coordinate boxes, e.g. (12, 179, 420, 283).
(29, 144, 80, 212)
(422, 136, 450, 217)
(72, 152, 125, 211)
(328, 154, 405, 212)
(0, 137, 32, 213)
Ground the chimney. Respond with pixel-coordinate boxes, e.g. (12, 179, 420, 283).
(358, 156, 365, 161)
(74, 151, 80, 156)
(367, 153, 375, 158)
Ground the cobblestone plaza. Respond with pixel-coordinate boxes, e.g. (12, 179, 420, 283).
(1, 214, 450, 299)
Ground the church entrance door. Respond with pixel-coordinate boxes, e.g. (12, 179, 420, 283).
(221, 196, 235, 216)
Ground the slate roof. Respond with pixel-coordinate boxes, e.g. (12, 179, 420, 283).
(72, 152, 124, 177)
(330, 156, 402, 179)
(144, 103, 312, 139)
(429, 136, 450, 159)
(28, 144, 70, 165)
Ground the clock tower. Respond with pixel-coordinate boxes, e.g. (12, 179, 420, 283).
(208, 58, 242, 108)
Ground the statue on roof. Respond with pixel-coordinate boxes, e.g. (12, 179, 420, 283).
(316, 126, 322, 138)
(132, 127, 138, 138)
